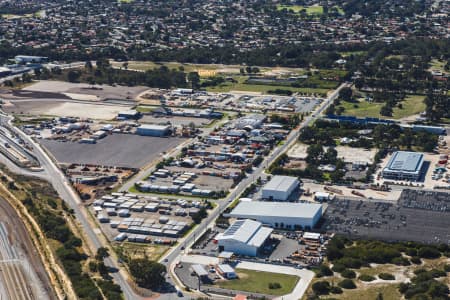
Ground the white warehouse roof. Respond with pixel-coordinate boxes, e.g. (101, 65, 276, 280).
(230, 201, 322, 220)
(217, 219, 272, 248)
(137, 124, 170, 130)
(263, 175, 299, 192)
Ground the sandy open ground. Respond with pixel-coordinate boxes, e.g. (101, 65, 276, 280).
(4, 101, 131, 120)
(23, 80, 147, 101)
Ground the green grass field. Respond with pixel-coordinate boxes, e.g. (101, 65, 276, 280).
(340, 51, 367, 57)
(215, 269, 299, 296)
(206, 82, 329, 95)
(337, 95, 425, 119)
(277, 4, 343, 15)
(277, 4, 324, 15)
(429, 59, 448, 74)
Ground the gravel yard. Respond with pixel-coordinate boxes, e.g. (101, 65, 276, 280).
(41, 133, 185, 168)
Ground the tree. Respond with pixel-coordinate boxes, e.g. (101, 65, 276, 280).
(67, 70, 81, 83)
(312, 281, 330, 295)
(95, 247, 110, 260)
(380, 105, 393, 116)
(97, 261, 109, 277)
(129, 259, 166, 289)
(339, 87, 353, 101)
(85, 60, 93, 71)
(306, 144, 324, 165)
(187, 72, 200, 90)
(338, 279, 356, 289)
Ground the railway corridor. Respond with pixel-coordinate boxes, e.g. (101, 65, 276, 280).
(0, 222, 40, 300)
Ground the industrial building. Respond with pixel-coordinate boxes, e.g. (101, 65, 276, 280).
(261, 175, 299, 201)
(0, 67, 11, 77)
(382, 151, 425, 181)
(117, 110, 141, 120)
(136, 124, 171, 137)
(227, 201, 322, 229)
(234, 114, 266, 130)
(215, 219, 273, 256)
(14, 55, 48, 64)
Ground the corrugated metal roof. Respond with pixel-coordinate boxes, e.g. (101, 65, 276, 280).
(230, 201, 322, 219)
(218, 219, 272, 247)
(263, 175, 298, 192)
(191, 264, 208, 277)
(386, 151, 424, 172)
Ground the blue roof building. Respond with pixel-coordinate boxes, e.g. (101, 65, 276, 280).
(382, 151, 425, 181)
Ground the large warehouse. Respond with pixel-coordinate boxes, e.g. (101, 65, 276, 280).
(261, 175, 299, 201)
(136, 124, 171, 137)
(227, 201, 322, 229)
(382, 151, 425, 181)
(216, 219, 273, 256)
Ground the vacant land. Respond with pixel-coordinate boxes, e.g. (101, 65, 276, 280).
(114, 242, 169, 261)
(338, 95, 426, 119)
(215, 268, 299, 296)
(24, 80, 147, 100)
(41, 134, 185, 168)
(4, 101, 130, 120)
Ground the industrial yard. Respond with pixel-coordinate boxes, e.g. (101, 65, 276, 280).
(90, 192, 210, 244)
(41, 134, 185, 168)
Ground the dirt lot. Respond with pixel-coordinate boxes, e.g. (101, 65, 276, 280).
(4, 100, 132, 120)
(41, 134, 185, 168)
(335, 146, 377, 164)
(23, 80, 147, 101)
(321, 191, 450, 244)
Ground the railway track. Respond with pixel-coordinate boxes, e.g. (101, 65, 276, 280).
(0, 223, 36, 300)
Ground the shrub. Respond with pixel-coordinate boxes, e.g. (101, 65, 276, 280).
(314, 265, 333, 277)
(414, 268, 427, 275)
(338, 279, 356, 289)
(268, 282, 282, 289)
(358, 274, 376, 282)
(405, 248, 418, 257)
(331, 264, 346, 273)
(417, 247, 441, 259)
(330, 286, 343, 294)
(379, 273, 395, 280)
(428, 269, 446, 278)
(335, 257, 363, 269)
(341, 269, 356, 279)
(319, 265, 333, 276)
(392, 256, 410, 266)
(444, 264, 450, 272)
(410, 256, 422, 264)
(312, 281, 331, 295)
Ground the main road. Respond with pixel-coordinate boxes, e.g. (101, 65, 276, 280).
(0, 82, 348, 300)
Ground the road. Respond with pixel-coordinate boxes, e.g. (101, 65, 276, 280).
(0, 82, 347, 300)
(158, 82, 349, 298)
